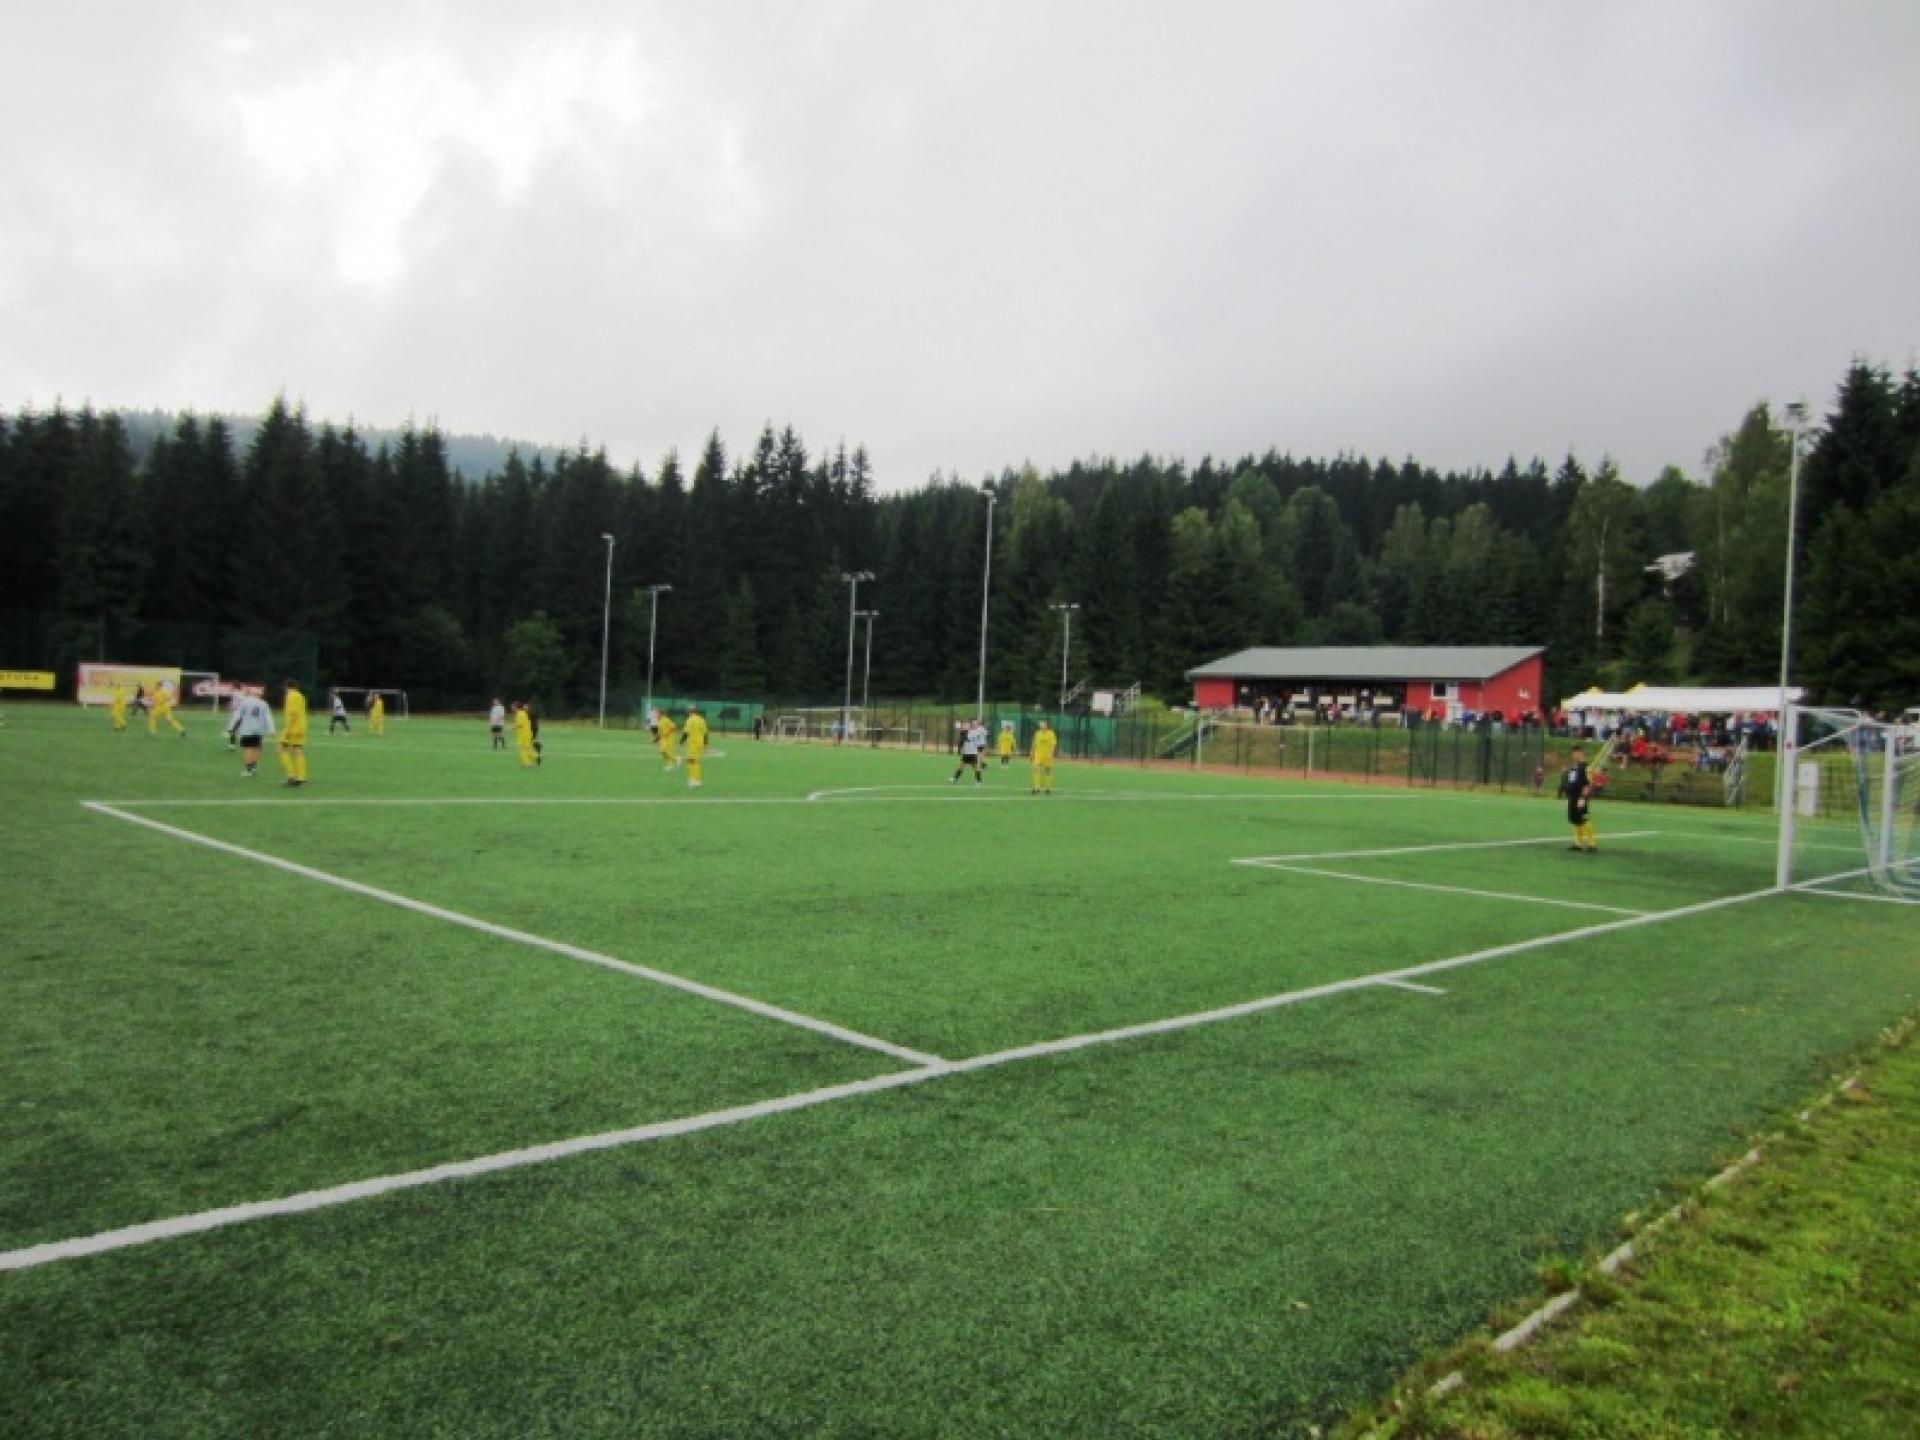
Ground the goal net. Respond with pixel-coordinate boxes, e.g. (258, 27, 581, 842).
(769, 707, 865, 742)
(1778, 705, 1920, 900)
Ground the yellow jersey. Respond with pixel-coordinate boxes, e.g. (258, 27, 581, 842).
(1032, 728, 1058, 764)
(282, 688, 308, 743)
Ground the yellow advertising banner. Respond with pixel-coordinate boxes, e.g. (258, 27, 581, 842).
(76, 663, 183, 706)
(0, 670, 57, 691)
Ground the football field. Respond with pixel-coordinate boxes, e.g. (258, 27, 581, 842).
(3, 706, 1917, 1437)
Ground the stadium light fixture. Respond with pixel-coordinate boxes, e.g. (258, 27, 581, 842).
(1774, 400, 1807, 884)
(856, 609, 879, 727)
(597, 534, 616, 729)
(976, 492, 996, 717)
(1049, 602, 1080, 713)
(841, 571, 875, 743)
(643, 583, 672, 722)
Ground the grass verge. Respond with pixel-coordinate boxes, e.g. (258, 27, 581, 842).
(1340, 1014, 1920, 1439)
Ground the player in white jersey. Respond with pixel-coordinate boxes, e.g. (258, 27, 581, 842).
(225, 692, 275, 777)
(951, 720, 988, 785)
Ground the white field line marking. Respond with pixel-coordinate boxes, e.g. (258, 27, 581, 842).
(0, 1068, 942, 1274)
(1232, 831, 1660, 865)
(1654, 828, 1859, 856)
(1374, 979, 1446, 996)
(81, 802, 943, 1069)
(0, 866, 1871, 1274)
(92, 791, 1422, 811)
(1797, 886, 1920, 906)
(802, 783, 1417, 803)
(318, 743, 662, 761)
(1238, 861, 1652, 917)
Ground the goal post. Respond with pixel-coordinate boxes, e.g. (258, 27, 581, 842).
(1776, 702, 1920, 898)
(769, 707, 866, 742)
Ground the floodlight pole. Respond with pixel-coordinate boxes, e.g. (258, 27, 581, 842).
(642, 583, 672, 723)
(976, 491, 996, 717)
(1050, 602, 1080, 713)
(841, 571, 873, 744)
(1774, 401, 1806, 888)
(597, 534, 616, 728)
(858, 610, 879, 730)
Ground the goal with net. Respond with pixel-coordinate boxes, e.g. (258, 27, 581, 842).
(769, 709, 924, 747)
(1777, 704, 1919, 900)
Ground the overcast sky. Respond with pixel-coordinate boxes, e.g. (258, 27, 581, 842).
(3, 2, 1916, 489)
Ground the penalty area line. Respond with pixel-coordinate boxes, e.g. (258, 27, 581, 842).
(1232, 830, 1660, 865)
(79, 801, 943, 1070)
(1238, 861, 1652, 917)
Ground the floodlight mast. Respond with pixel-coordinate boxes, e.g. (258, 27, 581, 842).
(976, 492, 996, 717)
(1774, 400, 1807, 888)
(1050, 602, 1080, 712)
(597, 534, 616, 728)
(642, 583, 672, 722)
(857, 610, 879, 730)
(841, 571, 874, 743)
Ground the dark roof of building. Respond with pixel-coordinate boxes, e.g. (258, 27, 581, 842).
(1186, 646, 1545, 682)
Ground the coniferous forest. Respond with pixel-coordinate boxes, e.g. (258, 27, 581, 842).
(2, 359, 1917, 714)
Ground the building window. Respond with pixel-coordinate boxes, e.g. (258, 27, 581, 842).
(1431, 682, 1455, 700)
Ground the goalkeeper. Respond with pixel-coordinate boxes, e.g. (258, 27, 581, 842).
(1559, 745, 1597, 853)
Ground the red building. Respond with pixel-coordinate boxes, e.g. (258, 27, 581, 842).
(1186, 646, 1546, 723)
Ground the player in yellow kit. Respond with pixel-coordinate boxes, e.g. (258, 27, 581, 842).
(682, 705, 709, 789)
(996, 721, 1015, 767)
(148, 680, 186, 737)
(1030, 719, 1058, 795)
(108, 682, 128, 732)
(653, 708, 679, 770)
(277, 678, 309, 786)
(512, 702, 537, 768)
(369, 693, 386, 736)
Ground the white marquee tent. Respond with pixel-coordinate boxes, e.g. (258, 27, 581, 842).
(1558, 684, 1803, 713)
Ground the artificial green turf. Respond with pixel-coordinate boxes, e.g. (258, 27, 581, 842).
(2, 704, 1917, 1437)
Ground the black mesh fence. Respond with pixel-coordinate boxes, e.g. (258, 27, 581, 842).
(0, 610, 319, 700)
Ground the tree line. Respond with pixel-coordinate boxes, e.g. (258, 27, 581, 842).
(2, 359, 1916, 714)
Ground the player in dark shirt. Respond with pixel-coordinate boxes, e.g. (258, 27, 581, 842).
(1560, 747, 1596, 853)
